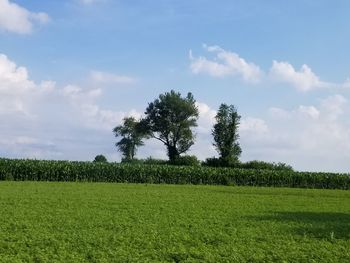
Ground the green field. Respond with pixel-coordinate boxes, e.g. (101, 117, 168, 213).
(0, 182, 349, 262)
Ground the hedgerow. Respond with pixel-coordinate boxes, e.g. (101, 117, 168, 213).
(0, 158, 349, 189)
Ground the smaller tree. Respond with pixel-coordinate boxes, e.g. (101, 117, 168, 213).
(212, 103, 241, 166)
(93, 154, 107, 163)
(113, 117, 146, 161)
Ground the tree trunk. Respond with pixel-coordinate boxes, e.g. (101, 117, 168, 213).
(167, 145, 179, 162)
(131, 143, 135, 159)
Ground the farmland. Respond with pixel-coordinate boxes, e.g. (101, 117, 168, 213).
(1, 158, 350, 190)
(0, 182, 349, 262)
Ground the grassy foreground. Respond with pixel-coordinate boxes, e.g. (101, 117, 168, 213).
(0, 182, 349, 262)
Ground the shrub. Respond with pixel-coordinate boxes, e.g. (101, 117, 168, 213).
(240, 161, 293, 171)
(143, 157, 168, 165)
(121, 158, 144, 164)
(203, 158, 293, 171)
(202, 157, 223, 167)
(170, 155, 201, 166)
(93, 155, 108, 163)
(202, 157, 240, 168)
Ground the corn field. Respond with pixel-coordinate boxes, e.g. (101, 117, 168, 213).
(0, 158, 349, 189)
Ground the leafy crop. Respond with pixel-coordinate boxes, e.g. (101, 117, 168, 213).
(0, 182, 349, 262)
(0, 158, 349, 189)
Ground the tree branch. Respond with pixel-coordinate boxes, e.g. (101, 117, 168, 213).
(151, 134, 168, 145)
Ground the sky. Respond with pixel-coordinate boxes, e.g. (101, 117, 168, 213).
(1, 0, 350, 172)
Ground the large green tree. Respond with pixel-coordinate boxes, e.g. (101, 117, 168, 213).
(141, 90, 199, 162)
(113, 117, 146, 161)
(212, 103, 241, 165)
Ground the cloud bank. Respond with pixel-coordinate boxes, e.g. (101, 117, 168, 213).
(190, 45, 349, 91)
(0, 53, 139, 160)
(0, 0, 49, 34)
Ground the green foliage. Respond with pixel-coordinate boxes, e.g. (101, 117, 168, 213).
(143, 157, 168, 165)
(121, 158, 144, 165)
(113, 117, 146, 160)
(122, 155, 200, 166)
(202, 157, 221, 167)
(202, 157, 241, 168)
(0, 182, 349, 262)
(141, 90, 199, 161)
(212, 104, 242, 165)
(203, 158, 293, 172)
(170, 155, 201, 166)
(240, 160, 293, 171)
(120, 157, 169, 166)
(93, 154, 108, 163)
(0, 158, 349, 189)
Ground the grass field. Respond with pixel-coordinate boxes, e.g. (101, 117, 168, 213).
(0, 182, 349, 262)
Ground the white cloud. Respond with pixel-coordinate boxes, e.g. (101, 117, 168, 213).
(0, 53, 52, 116)
(190, 45, 263, 83)
(190, 45, 350, 92)
(62, 84, 102, 101)
(0, 54, 141, 134)
(247, 95, 350, 172)
(195, 102, 216, 134)
(240, 117, 268, 133)
(189, 45, 327, 89)
(342, 78, 350, 89)
(319, 94, 347, 121)
(269, 61, 330, 91)
(268, 107, 290, 119)
(269, 105, 321, 120)
(62, 83, 141, 130)
(0, 135, 60, 159)
(90, 70, 136, 84)
(83, 106, 142, 130)
(0, 0, 49, 34)
(269, 104, 324, 121)
(297, 106, 320, 119)
(0, 53, 141, 160)
(0, 53, 35, 93)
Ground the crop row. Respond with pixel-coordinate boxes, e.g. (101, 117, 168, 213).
(0, 158, 349, 189)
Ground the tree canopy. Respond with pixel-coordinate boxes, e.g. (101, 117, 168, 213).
(113, 117, 146, 161)
(140, 90, 199, 162)
(212, 103, 241, 165)
(93, 154, 107, 163)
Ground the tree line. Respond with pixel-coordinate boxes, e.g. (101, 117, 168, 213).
(112, 90, 242, 167)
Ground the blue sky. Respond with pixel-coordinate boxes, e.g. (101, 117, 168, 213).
(1, 0, 350, 172)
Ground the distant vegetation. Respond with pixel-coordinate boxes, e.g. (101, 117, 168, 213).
(112, 90, 294, 171)
(203, 159, 293, 171)
(93, 154, 108, 163)
(212, 103, 242, 166)
(113, 117, 146, 161)
(2, 90, 346, 190)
